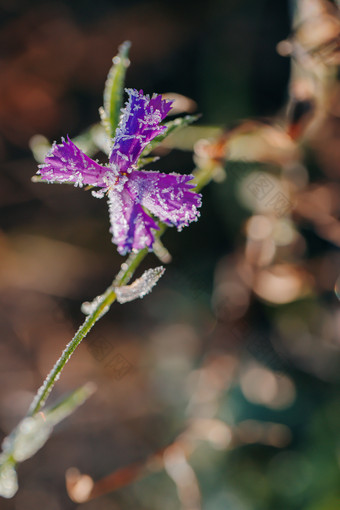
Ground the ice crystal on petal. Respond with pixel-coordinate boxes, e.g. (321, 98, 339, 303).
(109, 89, 172, 174)
(38, 137, 108, 187)
(91, 189, 105, 199)
(115, 266, 165, 303)
(127, 170, 201, 229)
(108, 188, 158, 254)
(36, 89, 202, 254)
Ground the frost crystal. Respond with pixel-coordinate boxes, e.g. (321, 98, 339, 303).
(37, 89, 202, 255)
(81, 294, 110, 318)
(81, 295, 103, 315)
(115, 266, 165, 303)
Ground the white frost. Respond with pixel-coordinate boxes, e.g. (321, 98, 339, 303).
(115, 266, 165, 304)
(0, 457, 18, 498)
(6, 415, 53, 463)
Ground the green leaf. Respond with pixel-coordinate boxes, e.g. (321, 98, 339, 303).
(100, 41, 131, 139)
(152, 238, 172, 264)
(0, 383, 95, 498)
(31, 175, 74, 185)
(141, 114, 200, 157)
(0, 456, 18, 499)
(11, 383, 95, 463)
(114, 266, 165, 304)
(43, 382, 96, 426)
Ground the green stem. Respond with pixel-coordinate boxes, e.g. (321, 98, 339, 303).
(28, 287, 116, 415)
(27, 165, 212, 416)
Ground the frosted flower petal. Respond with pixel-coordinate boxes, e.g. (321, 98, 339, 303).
(109, 89, 173, 173)
(38, 136, 108, 187)
(36, 89, 202, 255)
(127, 170, 202, 228)
(108, 188, 159, 255)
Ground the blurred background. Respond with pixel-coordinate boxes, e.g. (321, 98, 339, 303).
(1, 0, 340, 508)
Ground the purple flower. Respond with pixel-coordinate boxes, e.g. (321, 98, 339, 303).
(38, 89, 202, 255)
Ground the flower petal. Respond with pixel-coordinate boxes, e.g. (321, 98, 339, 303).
(127, 170, 202, 229)
(108, 188, 159, 255)
(109, 89, 172, 173)
(38, 137, 108, 187)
